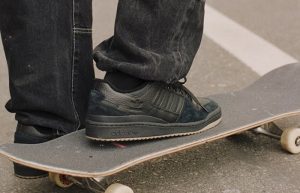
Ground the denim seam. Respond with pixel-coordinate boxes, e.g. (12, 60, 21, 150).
(177, 0, 199, 79)
(74, 31, 92, 34)
(71, 0, 81, 130)
(73, 28, 93, 34)
(73, 27, 93, 30)
(167, 0, 197, 83)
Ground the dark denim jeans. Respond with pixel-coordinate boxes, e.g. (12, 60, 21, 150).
(0, 0, 205, 133)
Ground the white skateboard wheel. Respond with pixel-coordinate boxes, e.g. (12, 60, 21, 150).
(105, 183, 134, 193)
(280, 128, 300, 154)
(49, 173, 74, 188)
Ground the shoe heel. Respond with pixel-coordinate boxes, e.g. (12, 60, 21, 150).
(14, 163, 48, 179)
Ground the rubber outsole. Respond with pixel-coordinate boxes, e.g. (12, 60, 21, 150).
(87, 118, 221, 141)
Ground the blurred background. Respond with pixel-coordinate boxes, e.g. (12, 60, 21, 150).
(0, 0, 300, 192)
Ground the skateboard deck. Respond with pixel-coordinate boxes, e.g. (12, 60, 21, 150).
(1, 63, 300, 179)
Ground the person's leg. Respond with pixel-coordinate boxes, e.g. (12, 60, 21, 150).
(94, 0, 205, 83)
(86, 0, 222, 141)
(0, 0, 94, 177)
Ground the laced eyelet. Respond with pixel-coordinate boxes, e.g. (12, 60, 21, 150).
(178, 77, 187, 84)
(163, 77, 208, 112)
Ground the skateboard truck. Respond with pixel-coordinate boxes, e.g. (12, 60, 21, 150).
(67, 176, 106, 193)
(253, 123, 282, 139)
(49, 173, 134, 193)
(253, 122, 300, 154)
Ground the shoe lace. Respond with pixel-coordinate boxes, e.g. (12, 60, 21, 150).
(166, 77, 208, 111)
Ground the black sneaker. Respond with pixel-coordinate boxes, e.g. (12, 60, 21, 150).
(85, 79, 222, 141)
(13, 124, 64, 179)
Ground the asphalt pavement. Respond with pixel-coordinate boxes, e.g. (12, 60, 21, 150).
(0, 0, 300, 192)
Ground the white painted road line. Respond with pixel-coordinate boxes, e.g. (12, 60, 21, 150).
(204, 5, 298, 75)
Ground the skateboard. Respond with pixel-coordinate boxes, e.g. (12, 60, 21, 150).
(1, 63, 300, 193)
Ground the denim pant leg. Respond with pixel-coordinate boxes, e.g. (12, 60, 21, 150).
(94, 0, 205, 84)
(0, 0, 94, 133)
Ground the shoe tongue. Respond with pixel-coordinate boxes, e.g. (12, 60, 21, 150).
(104, 71, 145, 92)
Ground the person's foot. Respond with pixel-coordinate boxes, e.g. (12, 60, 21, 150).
(13, 124, 64, 179)
(85, 78, 222, 141)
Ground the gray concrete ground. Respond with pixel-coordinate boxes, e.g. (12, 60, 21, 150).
(0, 0, 300, 192)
